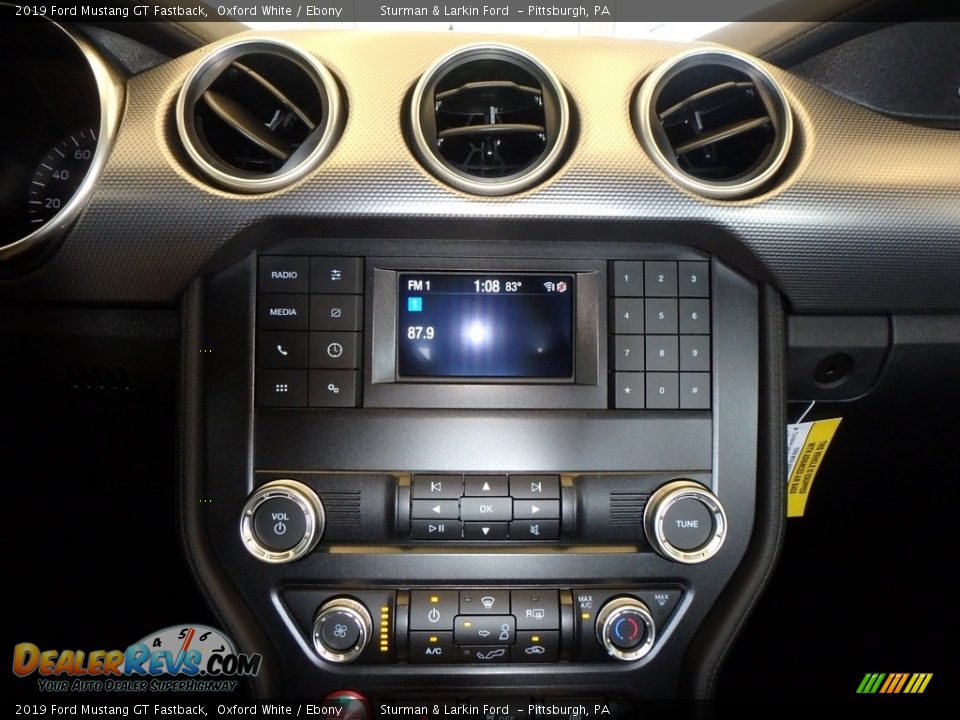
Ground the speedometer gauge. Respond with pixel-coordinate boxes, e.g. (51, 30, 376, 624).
(27, 128, 98, 228)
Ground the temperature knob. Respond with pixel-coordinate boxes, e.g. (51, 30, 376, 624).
(595, 597, 655, 661)
(240, 479, 325, 563)
(313, 598, 372, 663)
(643, 480, 727, 564)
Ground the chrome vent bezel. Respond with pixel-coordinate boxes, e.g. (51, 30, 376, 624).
(410, 43, 570, 196)
(176, 38, 342, 194)
(635, 48, 794, 200)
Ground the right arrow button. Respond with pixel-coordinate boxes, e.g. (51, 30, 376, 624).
(513, 499, 559, 520)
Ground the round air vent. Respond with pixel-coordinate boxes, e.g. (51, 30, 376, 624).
(176, 38, 342, 193)
(410, 44, 570, 196)
(635, 48, 793, 199)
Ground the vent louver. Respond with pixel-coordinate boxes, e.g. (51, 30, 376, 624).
(635, 49, 793, 199)
(411, 44, 570, 196)
(176, 39, 342, 193)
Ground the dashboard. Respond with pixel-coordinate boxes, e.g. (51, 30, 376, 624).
(2, 7, 959, 709)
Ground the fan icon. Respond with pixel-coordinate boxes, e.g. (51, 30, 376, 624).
(333, 624, 348, 639)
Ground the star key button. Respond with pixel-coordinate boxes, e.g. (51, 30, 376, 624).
(614, 372, 645, 409)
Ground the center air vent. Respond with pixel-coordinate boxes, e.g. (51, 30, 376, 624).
(410, 44, 570, 196)
(635, 49, 793, 199)
(176, 39, 342, 193)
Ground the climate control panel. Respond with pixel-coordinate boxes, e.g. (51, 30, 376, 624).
(281, 587, 683, 667)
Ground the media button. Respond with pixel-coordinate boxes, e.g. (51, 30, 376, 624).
(258, 294, 308, 331)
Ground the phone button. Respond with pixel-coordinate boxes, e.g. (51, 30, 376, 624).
(257, 332, 308, 369)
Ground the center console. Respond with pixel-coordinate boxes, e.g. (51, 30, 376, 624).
(184, 234, 770, 701)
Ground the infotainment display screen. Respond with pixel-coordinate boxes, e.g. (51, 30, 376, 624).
(397, 273, 575, 379)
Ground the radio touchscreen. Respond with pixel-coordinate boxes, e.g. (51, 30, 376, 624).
(397, 273, 575, 380)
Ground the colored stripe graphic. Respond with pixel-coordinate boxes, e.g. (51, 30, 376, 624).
(857, 672, 932, 694)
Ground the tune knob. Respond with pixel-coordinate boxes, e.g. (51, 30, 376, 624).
(643, 480, 727, 563)
(240, 479, 325, 563)
(595, 597, 656, 661)
(312, 598, 373, 663)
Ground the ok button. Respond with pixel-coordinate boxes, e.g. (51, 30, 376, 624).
(460, 497, 512, 522)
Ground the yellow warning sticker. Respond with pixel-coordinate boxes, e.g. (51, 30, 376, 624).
(786, 418, 842, 517)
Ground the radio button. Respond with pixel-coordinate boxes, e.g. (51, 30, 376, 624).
(513, 499, 559, 520)
(510, 475, 560, 499)
(461, 497, 511, 522)
(464, 474, 508, 496)
(409, 591, 458, 630)
(259, 256, 309, 293)
(455, 615, 515, 645)
(410, 520, 462, 541)
(511, 590, 559, 629)
(462, 522, 508, 541)
(510, 519, 559, 541)
(412, 475, 463, 499)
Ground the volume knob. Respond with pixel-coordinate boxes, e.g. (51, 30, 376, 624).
(240, 479, 325, 563)
(643, 479, 726, 564)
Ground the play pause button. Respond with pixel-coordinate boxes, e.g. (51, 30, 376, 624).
(463, 522, 509, 540)
(411, 520, 463, 540)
